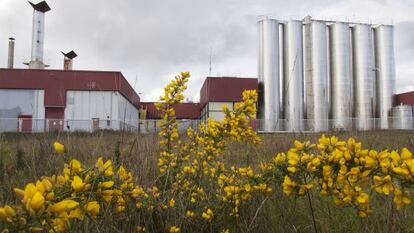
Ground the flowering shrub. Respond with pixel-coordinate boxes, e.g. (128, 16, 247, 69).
(1, 72, 414, 232)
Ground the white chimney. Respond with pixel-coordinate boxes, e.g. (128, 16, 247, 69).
(28, 1, 51, 69)
(8, 37, 15, 69)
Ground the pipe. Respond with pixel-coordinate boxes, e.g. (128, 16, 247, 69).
(8, 37, 15, 69)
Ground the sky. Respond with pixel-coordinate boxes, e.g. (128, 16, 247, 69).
(0, 0, 413, 101)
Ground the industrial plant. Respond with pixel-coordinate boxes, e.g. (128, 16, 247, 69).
(0, 1, 413, 133)
(258, 16, 413, 132)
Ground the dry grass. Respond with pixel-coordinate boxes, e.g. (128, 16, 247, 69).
(1, 130, 414, 232)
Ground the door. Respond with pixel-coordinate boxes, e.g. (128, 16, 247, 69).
(17, 115, 32, 132)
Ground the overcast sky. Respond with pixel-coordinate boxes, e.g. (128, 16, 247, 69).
(0, 0, 413, 101)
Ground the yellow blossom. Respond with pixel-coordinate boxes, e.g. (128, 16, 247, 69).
(53, 142, 65, 154)
(85, 201, 100, 216)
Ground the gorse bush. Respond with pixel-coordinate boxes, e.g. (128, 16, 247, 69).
(1, 72, 414, 233)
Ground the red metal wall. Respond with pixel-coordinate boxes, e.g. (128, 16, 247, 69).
(0, 69, 140, 109)
(200, 77, 258, 107)
(396, 91, 414, 106)
(142, 102, 201, 119)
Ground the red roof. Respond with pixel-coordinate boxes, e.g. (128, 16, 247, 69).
(0, 69, 140, 108)
(200, 77, 258, 107)
(141, 102, 201, 119)
(396, 91, 414, 106)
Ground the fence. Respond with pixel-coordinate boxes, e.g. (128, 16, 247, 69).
(0, 118, 202, 133)
(0, 117, 413, 133)
(255, 117, 414, 132)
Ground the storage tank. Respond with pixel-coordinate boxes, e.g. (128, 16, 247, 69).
(304, 20, 328, 132)
(375, 25, 396, 129)
(329, 22, 352, 130)
(258, 18, 280, 131)
(391, 105, 413, 129)
(352, 24, 374, 130)
(283, 20, 304, 131)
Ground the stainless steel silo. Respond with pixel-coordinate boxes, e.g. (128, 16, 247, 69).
(352, 24, 374, 130)
(304, 20, 329, 132)
(258, 18, 280, 132)
(283, 20, 304, 132)
(391, 105, 413, 129)
(374, 25, 396, 129)
(329, 22, 352, 130)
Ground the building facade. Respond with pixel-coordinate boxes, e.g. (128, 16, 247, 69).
(0, 69, 140, 132)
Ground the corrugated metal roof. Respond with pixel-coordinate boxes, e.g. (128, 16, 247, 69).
(0, 69, 140, 109)
(200, 76, 258, 107)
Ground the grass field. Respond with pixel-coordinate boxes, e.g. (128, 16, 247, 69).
(1, 130, 414, 232)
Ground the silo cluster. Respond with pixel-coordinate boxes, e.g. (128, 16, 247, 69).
(257, 16, 409, 132)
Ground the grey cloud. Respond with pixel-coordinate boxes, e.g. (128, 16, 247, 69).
(0, 0, 413, 101)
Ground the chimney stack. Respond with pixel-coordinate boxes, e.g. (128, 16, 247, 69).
(8, 37, 15, 69)
(62, 51, 77, 70)
(27, 1, 51, 69)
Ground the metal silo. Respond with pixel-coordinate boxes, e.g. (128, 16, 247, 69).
(329, 22, 352, 130)
(374, 25, 396, 129)
(304, 20, 328, 132)
(391, 105, 413, 129)
(352, 24, 374, 130)
(283, 20, 304, 132)
(258, 18, 280, 132)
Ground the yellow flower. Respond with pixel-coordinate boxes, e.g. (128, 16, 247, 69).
(69, 159, 82, 173)
(168, 199, 175, 208)
(28, 192, 45, 212)
(69, 208, 84, 220)
(282, 176, 297, 196)
(14, 188, 25, 198)
(186, 210, 195, 218)
(53, 142, 65, 154)
(0, 208, 6, 220)
(85, 201, 100, 216)
(373, 175, 393, 195)
(3, 205, 16, 218)
(394, 188, 411, 210)
(52, 218, 69, 232)
(356, 192, 369, 204)
(181, 71, 190, 78)
(202, 208, 214, 221)
(51, 200, 79, 214)
(71, 176, 87, 192)
(100, 181, 114, 189)
(169, 226, 180, 233)
(23, 183, 37, 204)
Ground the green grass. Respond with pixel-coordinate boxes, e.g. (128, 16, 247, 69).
(1, 130, 414, 233)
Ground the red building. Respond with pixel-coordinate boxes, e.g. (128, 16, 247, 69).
(140, 77, 258, 121)
(200, 77, 258, 120)
(0, 69, 140, 132)
(396, 91, 414, 106)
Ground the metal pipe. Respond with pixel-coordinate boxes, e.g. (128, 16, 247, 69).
(7, 38, 15, 69)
